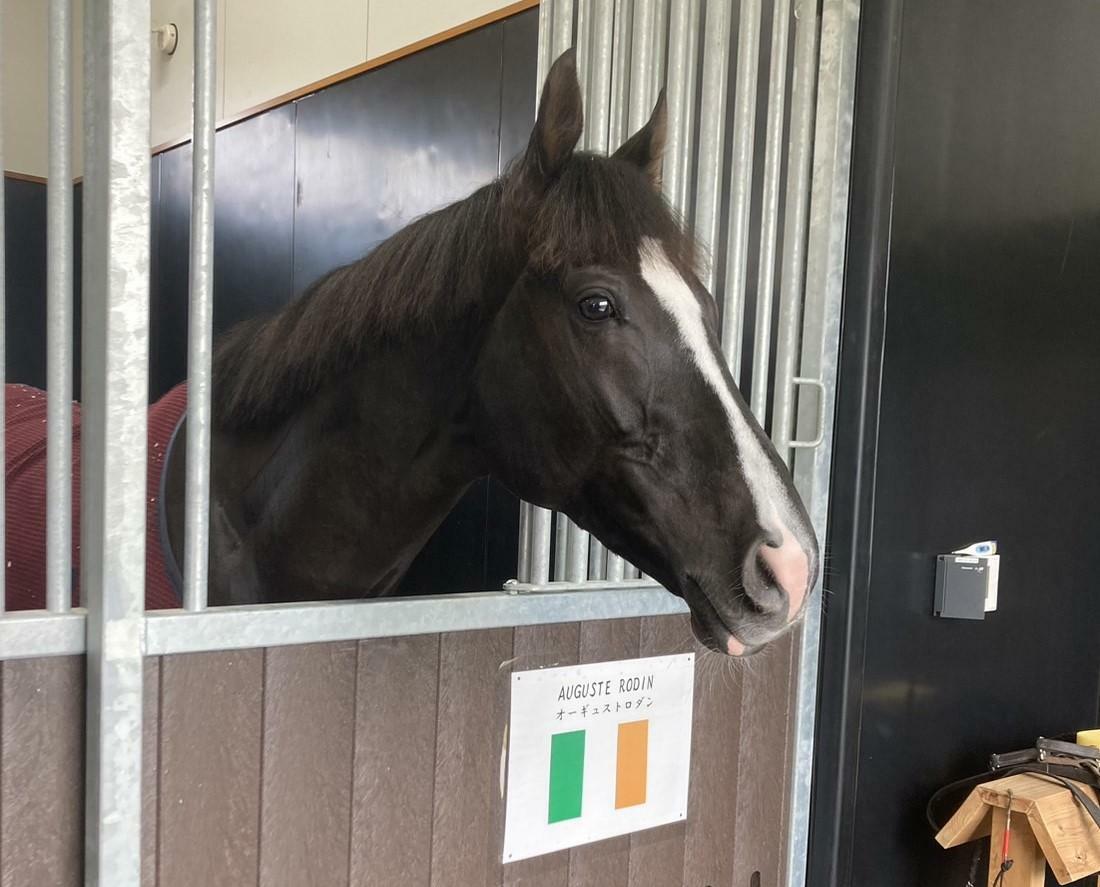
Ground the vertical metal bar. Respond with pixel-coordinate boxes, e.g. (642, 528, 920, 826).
(46, 0, 74, 613)
(565, 523, 589, 582)
(587, 534, 607, 580)
(692, 0, 733, 292)
(749, 0, 793, 421)
(530, 507, 552, 584)
(552, 0, 574, 56)
(605, 552, 626, 582)
(608, 0, 633, 149)
(81, 0, 151, 881)
(537, 0, 554, 91)
(0, 0, 7, 613)
(583, 0, 615, 155)
(553, 512, 570, 579)
(650, 0, 669, 100)
(663, 0, 700, 214)
(785, 1, 861, 884)
(771, 0, 821, 462)
(183, 0, 217, 612)
(516, 500, 532, 582)
(627, 0, 656, 132)
(720, 0, 763, 372)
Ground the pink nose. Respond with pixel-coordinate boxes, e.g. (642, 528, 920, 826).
(758, 528, 811, 621)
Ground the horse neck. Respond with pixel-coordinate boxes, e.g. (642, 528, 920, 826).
(217, 316, 492, 603)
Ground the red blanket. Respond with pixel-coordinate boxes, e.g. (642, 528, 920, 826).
(4, 382, 187, 610)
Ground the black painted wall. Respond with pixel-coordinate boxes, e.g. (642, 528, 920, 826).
(5, 8, 538, 597)
(812, 2, 1100, 886)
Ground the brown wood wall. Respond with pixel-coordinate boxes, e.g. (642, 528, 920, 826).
(0, 614, 799, 886)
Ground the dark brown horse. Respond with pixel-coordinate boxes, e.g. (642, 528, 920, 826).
(158, 51, 819, 655)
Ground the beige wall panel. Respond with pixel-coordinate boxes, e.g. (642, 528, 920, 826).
(367, 0, 510, 60)
(222, 0, 367, 119)
(2, 0, 83, 178)
(151, 0, 228, 149)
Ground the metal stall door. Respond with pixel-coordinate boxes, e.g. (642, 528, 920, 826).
(529, 2, 860, 885)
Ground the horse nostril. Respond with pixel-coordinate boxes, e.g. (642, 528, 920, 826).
(754, 529, 811, 622)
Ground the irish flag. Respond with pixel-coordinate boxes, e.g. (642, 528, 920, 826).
(504, 654, 695, 863)
(548, 720, 649, 823)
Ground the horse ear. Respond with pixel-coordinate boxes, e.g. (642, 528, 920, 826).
(612, 90, 667, 189)
(523, 49, 584, 185)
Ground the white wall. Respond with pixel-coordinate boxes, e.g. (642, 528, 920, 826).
(1, 0, 522, 177)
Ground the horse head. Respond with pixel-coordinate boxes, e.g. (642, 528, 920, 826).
(472, 50, 818, 656)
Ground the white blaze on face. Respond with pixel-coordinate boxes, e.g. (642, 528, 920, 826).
(638, 237, 811, 615)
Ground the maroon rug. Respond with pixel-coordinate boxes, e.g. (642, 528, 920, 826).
(4, 382, 187, 610)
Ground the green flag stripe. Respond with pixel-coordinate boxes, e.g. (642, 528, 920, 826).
(548, 730, 585, 823)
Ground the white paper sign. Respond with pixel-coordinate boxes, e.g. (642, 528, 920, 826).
(503, 653, 695, 863)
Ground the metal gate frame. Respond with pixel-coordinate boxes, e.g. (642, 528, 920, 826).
(0, 1, 859, 884)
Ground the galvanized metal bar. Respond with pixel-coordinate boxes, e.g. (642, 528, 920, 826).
(650, 0, 669, 99)
(749, 0, 793, 421)
(607, 0, 633, 149)
(0, 611, 86, 660)
(663, 0, 699, 213)
(516, 499, 532, 582)
(46, 0, 75, 614)
(771, 0, 821, 461)
(536, 0, 554, 91)
(588, 534, 607, 580)
(0, 0, 6, 612)
(530, 506, 553, 584)
(692, 0, 733, 291)
(605, 552, 625, 582)
(81, 0, 151, 881)
(552, 0, 574, 56)
(565, 522, 589, 582)
(720, 0, 763, 372)
(554, 511, 570, 579)
(785, 0, 861, 884)
(627, 0, 656, 132)
(183, 0, 217, 612)
(583, 0, 614, 154)
(145, 584, 687, 657)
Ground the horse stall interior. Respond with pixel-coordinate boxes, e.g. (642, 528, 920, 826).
(0, 1, 858, 885)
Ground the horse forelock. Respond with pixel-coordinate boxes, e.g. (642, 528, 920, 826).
(528, 153, 699, 279)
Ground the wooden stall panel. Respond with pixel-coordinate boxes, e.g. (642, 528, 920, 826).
(430, 627, 513, 887)
(143, 658, 161, 887)
(732, 632, 796, 887)
(682, 632, 744, 887)
(260, 642, 357, 887)
(567, 618, 642, 887)
(157, 650, 263, 887)
(0, 656, 84, 887)
(350, 634, 440, 887)
(503, 623, 581, 887)
(625, 616, 692, 887)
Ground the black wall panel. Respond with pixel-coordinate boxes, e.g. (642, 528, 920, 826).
(4, 179, 48, 388)
(813, 2, 1100, 885)
(3, 179, 82, 396)
(152, 10, 537, 595)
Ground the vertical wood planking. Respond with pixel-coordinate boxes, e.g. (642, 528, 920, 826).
(142, 658, 160, 887)
(567, 618, 641, 887)
(259, 642, 357, 887)
(350, 633, 441, 887)
(430, 628, 513, 887)
(731, 632, 797, 887)
(681, 639, 744, 886)
(0, 656, 83, 886)
(158, 650, 263, 887)
(503, 622, 581, 887)
(626, 615, 690, 887)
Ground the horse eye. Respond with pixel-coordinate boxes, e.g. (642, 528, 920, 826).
(577, 291, 616, 322)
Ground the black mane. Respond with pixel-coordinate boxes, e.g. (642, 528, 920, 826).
(212, 153, 697, 431)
